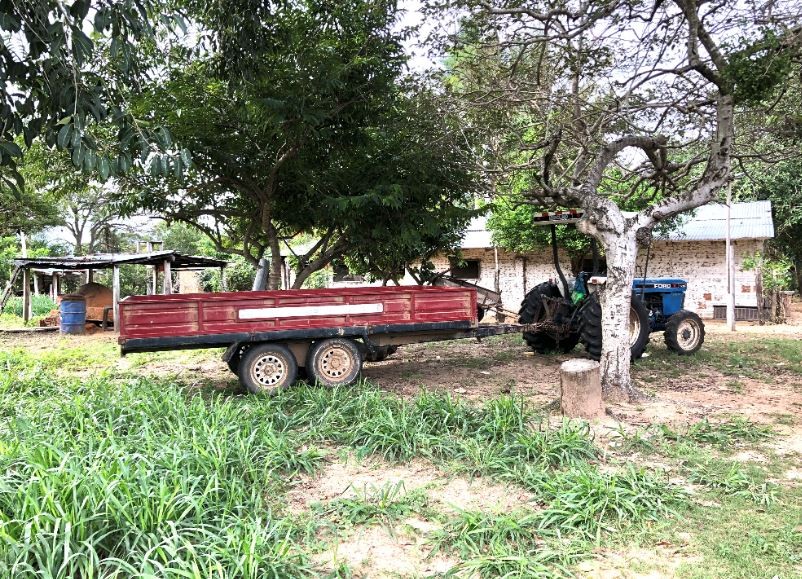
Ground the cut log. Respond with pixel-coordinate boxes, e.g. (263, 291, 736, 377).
(559, 358, 604, 419)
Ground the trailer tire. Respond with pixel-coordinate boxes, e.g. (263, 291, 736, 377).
(238, 343, 298, 395)
(225, 344, 248, 375)
(579, 293, 649, 361)
(519, 282, 578, 354)
(307, 338, 363, 387)
(664, 310, 705, 355)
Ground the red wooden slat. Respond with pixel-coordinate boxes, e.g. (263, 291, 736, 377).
(119, 286, 477, 340)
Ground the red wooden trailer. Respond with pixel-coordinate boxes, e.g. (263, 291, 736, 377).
(119, 286, 523, 394)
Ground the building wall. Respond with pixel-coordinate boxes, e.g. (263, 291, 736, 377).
(428, 239, 764, 319)
(429, 247, 572, 318)
(634, 239, 763, 318)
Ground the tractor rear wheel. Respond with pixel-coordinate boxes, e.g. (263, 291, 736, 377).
(664, 310, 705, 355)
(578, 293, 649, 361)
(518, 282, 579, 354)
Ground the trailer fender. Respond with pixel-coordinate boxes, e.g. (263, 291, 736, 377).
(222, 343, 242, 363)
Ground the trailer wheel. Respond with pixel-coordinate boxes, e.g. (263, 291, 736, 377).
(664, 310, 705, 355)
(579, 293, 649, 361)
(518, 282, 578, 354)
(238, 343, 298, 395)
(307, 338, 363, 387)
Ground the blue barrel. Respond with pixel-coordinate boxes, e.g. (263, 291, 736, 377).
(60, 294, 87, 335)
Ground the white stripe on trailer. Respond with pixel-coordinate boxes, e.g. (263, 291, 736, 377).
(238, 302, 384, 320)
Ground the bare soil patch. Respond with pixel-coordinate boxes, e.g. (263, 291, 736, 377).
(313, 523, 457, 578)
(285, 453, 534, 515)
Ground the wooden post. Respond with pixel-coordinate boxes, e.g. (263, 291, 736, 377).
(22, 268, 31, 322)
(112, 265, 120, 331)
(220, 267, 228, 292)
(163, 260, 172, 294)
(86, 269, 93, 284)
(147, 266, 156, 295)
(52, 273, 59, 299)
(725, 184, 736, 331)
(560, 359, 604, 419)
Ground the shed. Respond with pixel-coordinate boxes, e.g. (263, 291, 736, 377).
(2, 251, 228, 327)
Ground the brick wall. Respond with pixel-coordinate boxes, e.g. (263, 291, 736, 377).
(634, 239, 763, 318)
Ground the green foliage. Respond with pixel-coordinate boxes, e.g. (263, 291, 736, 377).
(0, 234, 67, 286)
(687, 460, 778, 506)
(204, 255, 255, 292)
(117, 0, 477, 286)
(684, 417, 774, 448)
(742, 251, 793, 291)
(487, 200, 592, 265)
(0, 370, 319, 576)
(0, 1, 188, 192)
(3, 295, 56, 318)
(724, 30, 794, 105)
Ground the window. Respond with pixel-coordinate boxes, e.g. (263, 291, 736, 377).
(580, 257, 606, 275)
(333, 263, 364, 283)
(449, 258, 480, 280)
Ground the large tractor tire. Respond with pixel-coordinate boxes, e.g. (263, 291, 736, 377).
(579, 293, 650, 361)
(664, 310, 705, 355)
(518, 282, 579, 354)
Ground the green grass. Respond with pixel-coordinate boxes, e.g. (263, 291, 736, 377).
(313, 481, 428, 527)
(635, 337, 802, 381)
(2, 335, 800, 577)
(3, 294, 57, 317)
(661, 417, 774, 449)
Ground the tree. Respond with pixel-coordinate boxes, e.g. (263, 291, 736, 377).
(117, 0, 478, 289)
(0, 1, 188, 192)
(741, 158, 802, 291)
(425, 0, 802, 399)
(13, 143, 130, 254)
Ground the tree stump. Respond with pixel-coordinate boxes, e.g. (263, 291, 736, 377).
(560, 359, 604, 419)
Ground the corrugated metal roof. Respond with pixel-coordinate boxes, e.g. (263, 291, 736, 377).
(459, 201, 774, 248)
(13, 251, 228, 270)
(660, 200, 774, 241)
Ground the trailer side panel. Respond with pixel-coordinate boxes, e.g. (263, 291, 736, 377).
(118, 286, 477, 345)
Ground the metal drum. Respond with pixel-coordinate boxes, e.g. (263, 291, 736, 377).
(60, 294, 87, 335)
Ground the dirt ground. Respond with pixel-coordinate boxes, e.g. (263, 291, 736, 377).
(3, 313, 802, 436)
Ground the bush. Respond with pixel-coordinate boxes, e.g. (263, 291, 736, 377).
(3, 294, 56, 317)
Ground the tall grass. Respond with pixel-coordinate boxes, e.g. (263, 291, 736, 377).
(3, 295, 56, 317)
(0, 365, 320, 577)
(0, 350, 684, 577)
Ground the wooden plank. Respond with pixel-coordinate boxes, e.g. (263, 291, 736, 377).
(22, 268, 30, 322)
(112, 265, 120, 331)
(163, 260, 172, 294)
(0, 266, 21, 314)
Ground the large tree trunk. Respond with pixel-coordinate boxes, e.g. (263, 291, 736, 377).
(597, 229, 640, 400)
(266, 225, 283, 290)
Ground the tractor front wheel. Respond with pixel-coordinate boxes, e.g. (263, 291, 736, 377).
(579, 293, 650, 361)
(518, 282, 579, 354)
(664, 310, 705, 355)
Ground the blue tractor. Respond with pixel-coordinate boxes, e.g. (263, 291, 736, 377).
(517, 217, 705, 359)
